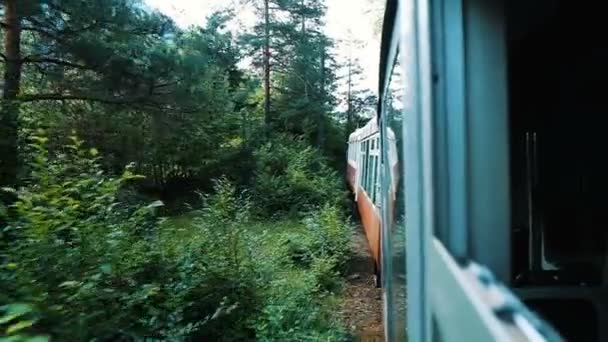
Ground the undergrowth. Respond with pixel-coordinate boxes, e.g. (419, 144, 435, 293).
(0, 131, 353, 341)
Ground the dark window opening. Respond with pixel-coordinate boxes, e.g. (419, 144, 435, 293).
(524, 299, 598, 341)
(508, 1, 608, 339)
(508, 0, 608, 286)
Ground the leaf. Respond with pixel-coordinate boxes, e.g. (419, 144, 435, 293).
(30, 136, 49, 144)
(122, 170, 145, 181)
(0, 187, 16, 194)
(6, 320, 34, 334)
(100, 264, 112, 274)
(59, 281, 79, 288)
(146, 200, 164, 209)
(89, 148, 99, 156)
(0, 304, 33, 324)
(27, 337, 50, 342)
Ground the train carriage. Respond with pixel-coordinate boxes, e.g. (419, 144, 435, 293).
(348, 119, 380, 279)
(347, 0, 608, 340)
(348, 118, 399, 285)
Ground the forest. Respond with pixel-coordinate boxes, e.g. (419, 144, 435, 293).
(0, 0, 377, 340)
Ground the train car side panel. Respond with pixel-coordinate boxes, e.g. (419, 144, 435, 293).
(357, 188, 382, 269)
(346, 161, 357, 191)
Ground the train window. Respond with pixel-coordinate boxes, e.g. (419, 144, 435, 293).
(364, 140, 370, 193)
(362, 141, 366, 180)
(365, 151, 370, 194)
(507, 1, 608, 339)
(371, 154, 377, 197)
(362, 140, 366, 191)
(382, 51, 406, 340)
(372, 156, 380, 207)
(361, 141, 365, 189)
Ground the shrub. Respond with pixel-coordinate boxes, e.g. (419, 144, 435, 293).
(163, 179, 263, 341)
(1, 130, 351, 341)
(305, 204, 352, 273)
(252, 134, 347, 217)
(253, 269, 349, 342)
(251, 205, 352, 341)
(0, 133, 261, 340)
(0, 131, 186, 339)
(0, 303, 48, 341)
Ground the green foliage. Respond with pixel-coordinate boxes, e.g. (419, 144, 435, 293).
(1, 136, 350, 340)
(252, 135, 346, 217)
(0, 303, 48, 342)
(165, 179, 261, 341)
(2, 132, 169, 339)
(253, 269, 348, 342)
(4, 0, 351, 203)
(252, 205, 352, 341)
(3, 0, 361, 340)
(305, 204, 352, 273)
(1, 134, 259, 340)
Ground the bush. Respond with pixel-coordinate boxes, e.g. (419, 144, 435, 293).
(253, 268, 349, 342)
(1, 131, 351, 341)
(252, 135, 347, 217)
(0, 133, 260, 340)
(252, 205, 352, 341)
(0, 303, 48, 341)
(305, 204, 352, 273)
(165, 178, 262, 341)
(1, 133, 148, 339)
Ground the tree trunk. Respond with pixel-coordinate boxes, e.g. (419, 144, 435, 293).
(317, 45, 325, 150)
(346, 56, 353, 134)
(1, 0, 22, 187)
(264, 0, 271, 126)
(301, 0, 306, 35)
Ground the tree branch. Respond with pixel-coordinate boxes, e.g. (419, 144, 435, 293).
(17, 93, 147, 105)
(22, 56, 91, 70)
(21, 25, 60, 40)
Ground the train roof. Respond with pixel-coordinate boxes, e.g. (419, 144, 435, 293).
(348, 117, 378, 142)
(347, 113, 398, 143)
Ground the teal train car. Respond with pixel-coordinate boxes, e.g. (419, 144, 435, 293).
(347, 0, 608, 340)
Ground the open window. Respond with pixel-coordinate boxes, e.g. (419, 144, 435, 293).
(507, 1, 608, 340)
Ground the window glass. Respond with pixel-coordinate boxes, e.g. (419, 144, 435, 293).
(362, 141, 369, 191)
(382, 52, 406, 340)
(370, 154, 376, 202)
(365, 141, 371, 193)
(372, 155, 379, 204)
